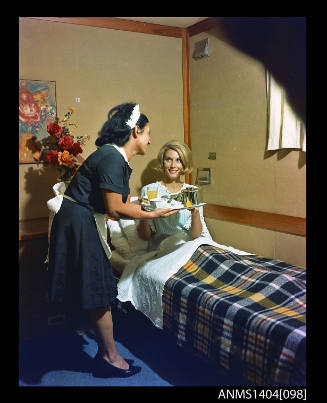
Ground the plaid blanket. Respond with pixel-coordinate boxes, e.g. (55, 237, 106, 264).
(162, 244, 306, 386)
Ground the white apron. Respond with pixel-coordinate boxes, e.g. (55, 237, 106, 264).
(45, 182, 112, 265)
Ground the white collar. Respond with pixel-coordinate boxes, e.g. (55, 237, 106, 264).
(106, 144, 130, 166)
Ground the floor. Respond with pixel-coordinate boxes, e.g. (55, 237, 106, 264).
(19, 303, 252, 387)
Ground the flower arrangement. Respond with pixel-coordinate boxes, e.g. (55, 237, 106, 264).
(41, 107, 90, 182)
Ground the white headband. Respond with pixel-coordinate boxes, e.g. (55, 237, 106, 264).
(126, 104, 141, 129)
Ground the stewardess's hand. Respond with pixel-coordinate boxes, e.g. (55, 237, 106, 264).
(152, 208, 179, 218)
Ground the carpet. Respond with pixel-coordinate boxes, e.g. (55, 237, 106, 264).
(19, 304, 251, 387)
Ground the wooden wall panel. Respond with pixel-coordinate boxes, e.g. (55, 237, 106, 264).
(187, 17, 218, 37)
(182, 28, 192, 184)
(204, 204, 306, 236)
(27, 17, 184, 37)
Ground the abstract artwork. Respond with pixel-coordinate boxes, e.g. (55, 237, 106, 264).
(19, 79, 57, 163)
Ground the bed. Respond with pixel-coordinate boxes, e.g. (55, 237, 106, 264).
(107, 217, 306, 386)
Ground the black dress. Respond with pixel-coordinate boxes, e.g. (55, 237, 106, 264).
(48, 145, 132, 311)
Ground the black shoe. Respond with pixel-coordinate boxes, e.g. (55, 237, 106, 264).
(92, 354, 141, 378)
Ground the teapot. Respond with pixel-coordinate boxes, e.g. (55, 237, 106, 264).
(177, 186, 199, 206)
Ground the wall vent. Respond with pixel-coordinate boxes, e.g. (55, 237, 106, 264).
(193, 38, 210, 60)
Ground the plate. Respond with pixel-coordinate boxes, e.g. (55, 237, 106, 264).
(142, 202, 206, 211)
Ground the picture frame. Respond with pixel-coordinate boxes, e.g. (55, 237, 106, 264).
(19, 79, 57, 164)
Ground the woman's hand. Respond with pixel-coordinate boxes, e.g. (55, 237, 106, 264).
(102, 190, 179, 220)
(151, 208, 179, 218)
(138, 219, 152, 240)
(190, 207, 199, 215)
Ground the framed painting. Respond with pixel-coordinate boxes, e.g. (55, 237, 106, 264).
(19, 79, 57, 164)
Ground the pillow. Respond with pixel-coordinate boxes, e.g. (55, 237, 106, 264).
(119, 219, 148, 255)
(107, 218, 149, 260)
(110, 250, 129, 275)
(107, 219, 132, 259)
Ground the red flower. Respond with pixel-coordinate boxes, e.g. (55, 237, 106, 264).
(46, 150, 59, 165)
(58, 135, 74, 150)
(70, 141, 83, 156)
(47, 122, 63, 137)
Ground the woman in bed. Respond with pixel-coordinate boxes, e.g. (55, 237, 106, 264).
(138, 140, 211, 251)
(47, 103, 177, 378)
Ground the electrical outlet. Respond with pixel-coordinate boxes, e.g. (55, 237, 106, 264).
(208, 152, 216, 160)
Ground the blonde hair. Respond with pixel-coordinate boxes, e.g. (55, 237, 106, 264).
(155, 140, 193, 174)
